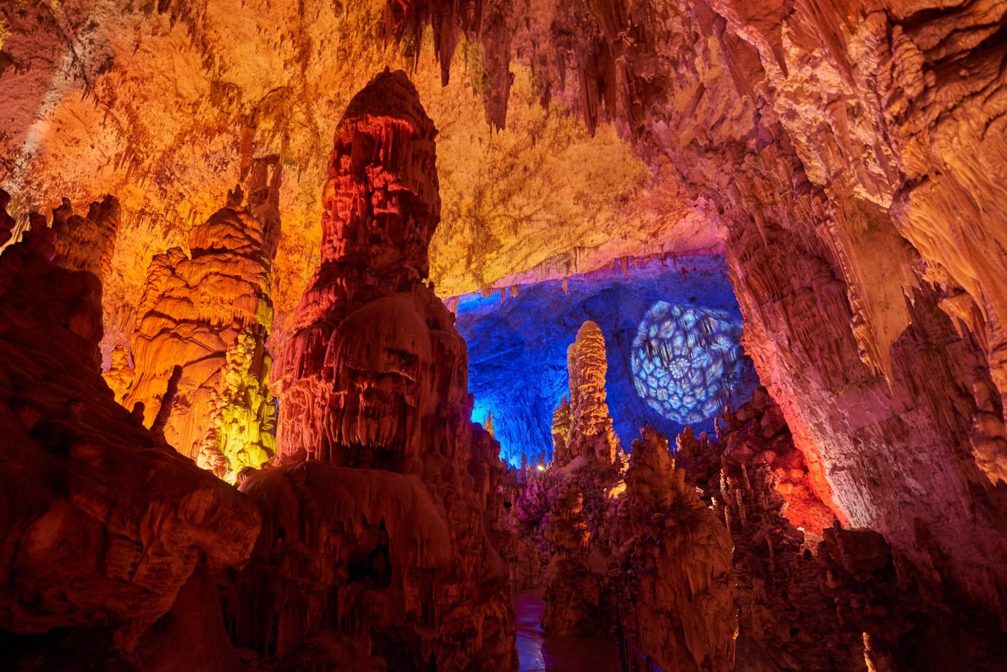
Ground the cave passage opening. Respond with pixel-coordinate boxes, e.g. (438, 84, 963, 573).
(451, 253, 760, 467)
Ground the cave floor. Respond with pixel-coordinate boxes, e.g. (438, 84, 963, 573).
(514, 591, 621, 672)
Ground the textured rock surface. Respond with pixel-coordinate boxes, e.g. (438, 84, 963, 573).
(244, 70, 515, 671)
(535, 321, 625, 637)
(683, 392, 1007, 671)
(389, 0, 1007, 621)
(0, 210, 260, 661)
(51, 194, 121, 283)
(678, 387, 836, 542)
(0, 0, 712, 332)
(561, 321, 620, 466)
(3, 0, 1007, 664)
(117, 156, 281, 479)
(614, 427, 736, 672)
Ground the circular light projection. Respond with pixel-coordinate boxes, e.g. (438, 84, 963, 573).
(631, 302, 744, 425)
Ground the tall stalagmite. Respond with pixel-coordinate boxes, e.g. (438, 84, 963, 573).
(232, 69, 515, 671)
(117, 156, 282, 479)
(553, 320, 620, 466)
(539, 321, 625, 637)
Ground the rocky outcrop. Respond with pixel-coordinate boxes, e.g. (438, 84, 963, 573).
(240, 70, 515, 671)
(0, 204, 260, 665)
(681, 396, 863, 671)
(51, 194, 121, 281)
(540, 484, 612, 638)
(533, 320, 626, 637)
(681, 390, 1007, 672)
(614, 427, 736, 672)
(118, 156, 282, 479)
(678, 387, 835, 543)
(0, 189, 16, 248)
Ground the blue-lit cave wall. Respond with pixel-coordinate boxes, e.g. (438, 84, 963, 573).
(452, 255, 760, 467)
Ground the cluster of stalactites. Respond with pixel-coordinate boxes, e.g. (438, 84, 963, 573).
(553, 320, 620, 466)
(383, 0, 513, 129)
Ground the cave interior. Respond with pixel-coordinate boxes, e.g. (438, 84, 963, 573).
(1, 1, 1007, 671)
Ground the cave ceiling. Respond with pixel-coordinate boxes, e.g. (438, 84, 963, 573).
(0, 0, 721, 348)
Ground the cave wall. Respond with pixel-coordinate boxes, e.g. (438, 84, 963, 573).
(386, 0, 1007, 617)
(0, 197, 261, 667)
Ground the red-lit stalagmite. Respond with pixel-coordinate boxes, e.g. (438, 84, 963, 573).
(230, 69, 515, 671)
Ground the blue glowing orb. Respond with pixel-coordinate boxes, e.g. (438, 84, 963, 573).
(632, 302, 744, 425)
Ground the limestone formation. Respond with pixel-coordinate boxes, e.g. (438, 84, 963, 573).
(118, 156, 282, 479)
(51, 194, 121, 281)
(615, 427, 736, 672)
(681, 397, 863, 671)
(678, 387, 835, 542)
(541, 485, 609, 637)
(240, 70, 515, 671)
(390, 0, 1007, 622)
(0, 222, 260, 667)
(0, 189, 16, 248)
(550, 396, 571, 465)
(552, 321, 620, 467)
(3, 0, 1007, 667)
(680, 389, 1007, 671)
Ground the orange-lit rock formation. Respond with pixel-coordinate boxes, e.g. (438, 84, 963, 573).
(273, 66, 445, 467)
(552, 321, 620, 467)
(0, 204, 260, 667)
(117, 156, 282, 479)
(615, 427, 736, 672)
(234, 70, 515, 671)
(51, 194, 120, 282)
